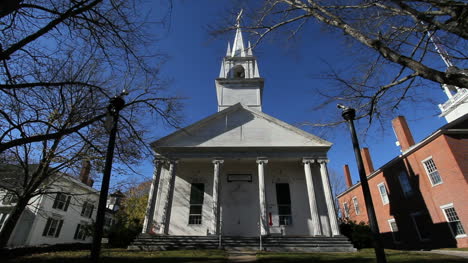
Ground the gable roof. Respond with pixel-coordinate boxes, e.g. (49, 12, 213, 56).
(151, 103, 332, 150)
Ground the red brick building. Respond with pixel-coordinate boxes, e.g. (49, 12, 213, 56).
(337, 115, 468, 249)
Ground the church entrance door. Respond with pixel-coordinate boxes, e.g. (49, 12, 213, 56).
(221, 175, 259, 236)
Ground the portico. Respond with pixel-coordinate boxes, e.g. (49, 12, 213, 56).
(142, 153, 340, 238)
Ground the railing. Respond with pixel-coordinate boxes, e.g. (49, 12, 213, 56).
(439, 88, 468, 112)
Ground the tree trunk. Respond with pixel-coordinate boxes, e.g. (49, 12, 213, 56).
(0, 196, 29, 248)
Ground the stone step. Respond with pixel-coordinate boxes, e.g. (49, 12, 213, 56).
(128, 235, 356, 252)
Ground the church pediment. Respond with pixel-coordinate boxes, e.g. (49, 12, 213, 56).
(151, 104, 331, 149)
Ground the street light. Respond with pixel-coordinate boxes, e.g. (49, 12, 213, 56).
(337, 104, 387, 263)
(90, 91, 127, 263)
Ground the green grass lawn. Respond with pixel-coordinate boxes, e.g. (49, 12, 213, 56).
(5, 248, 467, 263)
(5, 249, 227, 263)
(257, 249, 467, 263)
(440, 247, 468, 251)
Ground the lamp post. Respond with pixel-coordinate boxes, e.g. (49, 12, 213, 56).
(337, 104, 387, 263)
(90, 93, 126, 263)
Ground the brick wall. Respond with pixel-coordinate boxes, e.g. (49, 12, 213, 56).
(337, 132, 468, 248)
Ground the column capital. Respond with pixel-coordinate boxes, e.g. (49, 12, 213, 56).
(212, 159, 224, 165)
(303, 158, 328, 165)
(256, 157, 268, 164)
(317, 158, 329, 164)
(168, 159, 179, 164)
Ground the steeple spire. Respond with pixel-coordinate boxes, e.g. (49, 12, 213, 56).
(231, 27, 246, 57)
(231, 9, 246, 57)
(215, 9, 264, 112)
(226, 42, 231, 56)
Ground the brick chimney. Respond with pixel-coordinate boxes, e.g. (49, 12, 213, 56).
(392, 116, 415, 151)
(343, 164, 353, 188)
(360, 147, 375, 175)
(87, 178, 94, 188)
(79, 159, 91, 186)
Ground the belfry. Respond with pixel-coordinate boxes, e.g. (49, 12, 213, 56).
(133, 15, 355, 252)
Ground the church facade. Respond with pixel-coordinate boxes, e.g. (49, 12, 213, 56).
(141, 26, 340, 239)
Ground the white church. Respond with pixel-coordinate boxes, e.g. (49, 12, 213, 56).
(132, 20, 355, 251)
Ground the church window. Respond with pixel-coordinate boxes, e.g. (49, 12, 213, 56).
(275, 183, 292, 225)
(232, 65, 245, 79)
(188, 183, 204, 225)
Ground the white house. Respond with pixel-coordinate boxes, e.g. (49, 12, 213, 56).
(140, 24, 342, 241)
(0, 164, 99, 247)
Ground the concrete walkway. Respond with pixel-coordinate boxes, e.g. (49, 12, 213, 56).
(425, 250, 468, 259)
(226, 251, 257, 262)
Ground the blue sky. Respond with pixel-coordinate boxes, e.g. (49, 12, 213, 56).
(129, 0, 449, 190)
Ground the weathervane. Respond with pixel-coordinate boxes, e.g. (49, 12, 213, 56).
(235, 9, 243, 28)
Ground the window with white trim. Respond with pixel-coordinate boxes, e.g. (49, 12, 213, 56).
(42, 217, 64, 238)
(104, 216, 114, 227)
(188, 183, 204, 225)
(441, 205, 465, 237)
(343, 202, 350, 218)
(276, 183, 292, 225)
(398, 171, 414, 198)
(80, 201, 94, 218)
(2, 192, 18, 205)
(352, 197, 360, 215)
(73, 223, 88, 240)
(422, 158, 442, 186)
(377, 183, 389, 205)
(52, 193, 71, 211)
(388, 219, 401, 243)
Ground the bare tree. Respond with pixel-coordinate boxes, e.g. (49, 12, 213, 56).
(221, 1, 467, 122)
(0, 0, 180, 152)
(0, 0, 182, 247)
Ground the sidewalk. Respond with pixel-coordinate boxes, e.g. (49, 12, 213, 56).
(424, 250, 468, 259)
(227, 251, 257, 262)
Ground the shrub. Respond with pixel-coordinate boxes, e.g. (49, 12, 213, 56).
(107, 221, 141, 248)
(339, 219, 372, 249)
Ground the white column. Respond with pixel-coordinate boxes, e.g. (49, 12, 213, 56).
(159, 160, 177, 235)
(211, 159, 224, 235)
(257, 158, 268, 236)
(319, 159, 341, 236)
(142, 159, 163, 234)
(303, 158, 323, 236)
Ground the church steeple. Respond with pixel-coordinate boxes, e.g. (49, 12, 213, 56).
(216, 11, 264, 112)
(231, 26, 246, 57)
